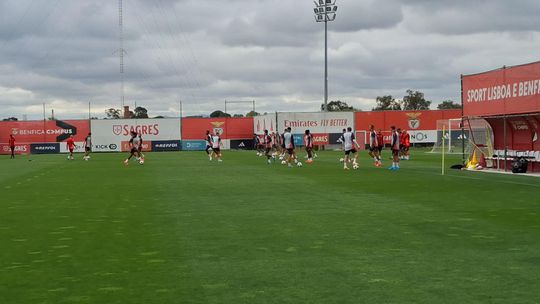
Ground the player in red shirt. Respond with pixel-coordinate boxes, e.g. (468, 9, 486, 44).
(8, 134, 15, 159)
(376, 130, 384, 160)
(66, 135, 76, 160)
(401, 129, 411, 160)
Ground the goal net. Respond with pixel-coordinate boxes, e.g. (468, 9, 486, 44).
(430, 118, 494, 158)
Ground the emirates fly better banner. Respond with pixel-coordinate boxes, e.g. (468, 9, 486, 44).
(277, 112, 354, 134)
(90, 119, 181, 152)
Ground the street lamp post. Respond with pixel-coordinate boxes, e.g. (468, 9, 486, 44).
(314, 0, 338, 112)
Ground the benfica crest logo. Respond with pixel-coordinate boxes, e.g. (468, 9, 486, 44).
(406, 113, 422, 129)
(112, 125, 123, 135)
(211, 121, 225, 134)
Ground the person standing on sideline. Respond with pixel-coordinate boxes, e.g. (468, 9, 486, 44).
(8, 134, 15, 159)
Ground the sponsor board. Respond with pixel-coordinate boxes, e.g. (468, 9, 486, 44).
(91, 119, 181, 152)
(121, 141, 152, 152)
(0, 143, 30, 155)
(278, 112, 354, 134)
(253, 114, 277, 135)
(409, 130, 437, 143)
(182, 117, 253, 140)
(230, 139, 254, 150)
(463, 61, 540, 116)
(0, 120, 90, 144)
(59, 142, 85, 153)
(152, 140, 181, 152)
(181, 140, 206, 151)
(329, 133, 344, 145)
(311, 133, 329, 145)
(293, 134, 304, 147)
(92, 143, 120, 152)
(30, 143, 60, 154)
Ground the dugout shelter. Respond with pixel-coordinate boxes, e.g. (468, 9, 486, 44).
(462, 61, 540, 173)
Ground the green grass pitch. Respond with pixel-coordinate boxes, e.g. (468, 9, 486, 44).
(0, 150, 539, 303)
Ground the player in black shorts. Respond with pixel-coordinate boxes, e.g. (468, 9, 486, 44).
(205, 130, 213, 160)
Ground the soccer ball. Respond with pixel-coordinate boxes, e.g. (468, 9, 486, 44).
(353, 163, 359, 170)
(281, 160, 287, 165)
(139, 159, 144, 165)
(339, 158, 344, 162)
(297, 162, 303, 167)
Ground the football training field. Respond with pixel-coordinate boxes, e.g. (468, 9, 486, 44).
(1, 150, 539, 303)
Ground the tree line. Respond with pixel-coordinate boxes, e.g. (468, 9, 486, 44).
(2, 91, 461, 121)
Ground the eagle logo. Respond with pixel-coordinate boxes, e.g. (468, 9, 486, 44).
(211, 121, 225, 134)
(406, 113, 422, 129)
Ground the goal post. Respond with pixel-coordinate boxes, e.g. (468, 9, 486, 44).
(430, 118, 464, 154)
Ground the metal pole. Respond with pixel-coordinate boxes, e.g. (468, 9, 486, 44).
(324, 10, 328, 112)
(460, 74, 465, 165)
(224, 101, 227, 116)
(252, 100, 255, 113)
(503, 116, 507, 172)
(88, 101, 91, 120)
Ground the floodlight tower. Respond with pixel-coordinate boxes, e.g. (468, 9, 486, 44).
(314, 0, 338, 112)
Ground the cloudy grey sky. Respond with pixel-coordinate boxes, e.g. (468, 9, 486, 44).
(1, 0, 539, 119)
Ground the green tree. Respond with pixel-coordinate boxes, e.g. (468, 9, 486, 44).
(372, 95, 401, 111)
(133, 106, 149, 118)
(402, 90, 431, 110)
(323, 100, 354, 112)
(210, 110, 231, 118)
(2, 117, 18, 121)
(105, 108, 121, 119)
(233, 114, 244, 118)
(437, 100, 461, 110)
(246, 111, 260, 117)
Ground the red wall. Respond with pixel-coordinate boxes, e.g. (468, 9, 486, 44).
(182, 117, 253, 140)
(0, 120, 90, 144)
(355, 109, 461, 131)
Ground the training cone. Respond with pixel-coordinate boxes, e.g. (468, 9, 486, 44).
(467, 149, 479, 169)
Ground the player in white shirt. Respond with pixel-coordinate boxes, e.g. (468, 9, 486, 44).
(368, 125, 381, 167)
(210, 131, 223, 162)
(389, 126, 400, 170)
(83, 133, 92, 160)
(282, 127, 297, 168)
(342, 127, 360, 170)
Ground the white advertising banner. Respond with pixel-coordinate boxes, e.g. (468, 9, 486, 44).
(277, 112, 354, 134)
(253, 114, 277, 135)
(59, 142, 85, 153)
(409, 130, 437, 143)
(90, 119, 181, 152)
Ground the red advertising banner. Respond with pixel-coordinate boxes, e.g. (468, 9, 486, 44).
(463, 61, 540, 117)
(121, 141, 152, 152)
(182, 117, 253, 140)
(0, 143, 30, 155)
(355, 110, 461, 132)
(0, 120, 90, 144)
(311, 133, 329, 145)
